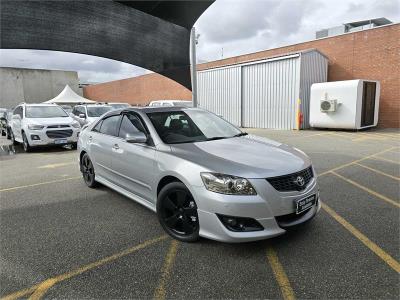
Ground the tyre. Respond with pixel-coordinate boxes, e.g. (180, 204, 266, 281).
(70, 142, 77, 149)
(10, 130, 17, 145)
(22, 132, 31, 152)
(80, 153, 98, 188)
(157, 182, 200, 242)
(6, 128, 11, 140)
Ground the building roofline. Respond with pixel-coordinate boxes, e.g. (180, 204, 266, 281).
(197, 22, 399, 71)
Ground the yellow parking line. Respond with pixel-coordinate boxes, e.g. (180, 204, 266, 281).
(322, 202, 400, 273)
(371, 156, 400, 165)
(355, 163, 400, 181)
(266, 246, 295, 300)
(37, 162, 75, 169)
(1, 235, 168, 300)
(330, 171, 400, 208)
(153, 240, 179, 300)
(318, 146, 397, 176)
(0, 177, 81, 192)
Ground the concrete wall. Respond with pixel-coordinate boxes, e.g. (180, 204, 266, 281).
(0, 67, 81, 109)
(83, 23, 400, 128)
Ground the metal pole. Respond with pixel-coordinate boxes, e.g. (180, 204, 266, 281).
(190, 27, 198, 107)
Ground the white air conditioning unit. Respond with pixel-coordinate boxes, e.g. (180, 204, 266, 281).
(320, 99, 337, 112)
(310, 79, 380, 129)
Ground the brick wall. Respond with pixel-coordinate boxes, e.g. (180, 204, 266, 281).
(84, 24, 400, 127)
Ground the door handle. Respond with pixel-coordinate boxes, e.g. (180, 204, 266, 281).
(113, 143, 119, 150)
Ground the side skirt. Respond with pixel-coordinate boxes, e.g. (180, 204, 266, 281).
(96, 175, 157, 213)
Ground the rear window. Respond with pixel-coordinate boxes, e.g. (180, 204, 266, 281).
(25, 106, 68, 118)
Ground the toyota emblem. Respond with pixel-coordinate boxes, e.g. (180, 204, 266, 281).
(295, 176, 305, 187)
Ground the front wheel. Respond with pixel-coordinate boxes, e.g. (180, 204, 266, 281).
(80, 153, 98, 188)
(157, 182, 200, 242)
(22, 132, 31, 152)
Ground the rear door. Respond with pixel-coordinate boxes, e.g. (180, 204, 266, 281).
(112, 112, 156, 202)
(88, 114, 121, 181)
(361, 81, 376, 127)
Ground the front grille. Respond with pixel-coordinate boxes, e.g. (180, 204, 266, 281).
(266, 166, 313, 192)
(46, 129, 73, 138)
(47, 125, 70, 129)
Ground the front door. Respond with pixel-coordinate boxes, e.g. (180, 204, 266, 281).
(112, 113, 156, 203)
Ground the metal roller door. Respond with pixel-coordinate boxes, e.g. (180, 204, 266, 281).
(241, 57, 300, 129)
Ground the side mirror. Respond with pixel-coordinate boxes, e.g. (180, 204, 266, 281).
(79, 113, 86, 119)
(125, 132, 147, 144)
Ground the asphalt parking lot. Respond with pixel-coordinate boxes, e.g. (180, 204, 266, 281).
(0, 128, 399, 300)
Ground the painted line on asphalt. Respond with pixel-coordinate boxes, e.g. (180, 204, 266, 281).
(318, 146, 397, 176)
(370, 156, 400, 165)
(0, 177, 81, 192)
(330, 171, 400, 208)
(37, 162, 75, 169)
(321, 202, 400, 273)
(0, 235, 168, 300)
(153, 240, 179, 300)
(266, 246, 295, 300)
(355, 163, 400, 181)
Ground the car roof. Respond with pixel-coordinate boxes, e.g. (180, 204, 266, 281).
(24, 103, 59, 107)
(125, 106, 198, 113)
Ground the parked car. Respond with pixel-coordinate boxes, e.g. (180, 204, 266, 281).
(108, 102, 131, 110)
(71, 104, 112, 126)
(148, 100, 193, 107)
(78, 107, 320, 243)
(0, 108, 9, 137)
(10, 103, 80, 152)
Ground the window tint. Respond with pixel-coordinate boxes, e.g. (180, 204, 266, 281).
(13, 106, 23, 118)
(92, 120, 103, 132)
(118, 114, 146, 138)
(99, 115, 120, 136)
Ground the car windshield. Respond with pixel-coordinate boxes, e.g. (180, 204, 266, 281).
(110, 104, 130, 109)
(147, 109, 243, 144)
(25, 106, 68, 118)
(87, 106, 112, 117)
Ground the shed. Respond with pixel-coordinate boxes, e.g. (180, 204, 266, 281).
(197, 49, 328, 129)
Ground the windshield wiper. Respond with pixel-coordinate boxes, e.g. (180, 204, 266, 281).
(232, 132, 248, 137)
(206, 136, 228, 141)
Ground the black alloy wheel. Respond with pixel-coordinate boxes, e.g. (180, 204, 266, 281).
(81, 153, 97, 188)
(22, 132, 31, 152)
(157, 182, 200, 242)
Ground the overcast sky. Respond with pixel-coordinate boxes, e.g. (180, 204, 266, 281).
(0, 0, 398, 84)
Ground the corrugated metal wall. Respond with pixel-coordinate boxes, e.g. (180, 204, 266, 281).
(198, 50, 328, 129)
(198, 66, 241, 126)
(242, 56, 300, 129)
(299, 51, 329, 128)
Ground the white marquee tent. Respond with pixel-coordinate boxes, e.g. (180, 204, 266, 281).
(43, 85, 96, 104)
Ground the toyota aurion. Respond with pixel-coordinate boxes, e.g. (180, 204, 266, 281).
(78, 107, 320, 242)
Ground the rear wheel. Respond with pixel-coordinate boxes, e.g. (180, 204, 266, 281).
(80, 153, 98, 188)
(22, 132, 31, 152)
(157, 182, 200, 242)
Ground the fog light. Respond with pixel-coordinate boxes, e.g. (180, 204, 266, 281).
(217, 214, 264, 232)
(31, 135, 40, 140)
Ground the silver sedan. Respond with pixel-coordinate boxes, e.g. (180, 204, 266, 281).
(78, 107, 320, 242)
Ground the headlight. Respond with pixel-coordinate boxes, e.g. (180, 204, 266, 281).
(71, 121, 80, 128)
(28, 124, 44, 130)
(201, 173, 257, 195)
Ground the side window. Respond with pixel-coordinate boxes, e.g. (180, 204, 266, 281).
(92, 120, 103, 132)
(118, 114, 146, 138)
(99, 115, 120, 136)
(13, 106, 23, 118)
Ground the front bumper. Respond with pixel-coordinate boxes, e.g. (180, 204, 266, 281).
(191, 176, 320, 243)
(26, 128, 80, 146)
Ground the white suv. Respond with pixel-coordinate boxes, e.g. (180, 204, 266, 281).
(71, 104, 113, 126)
(10, 103, 81, 152)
